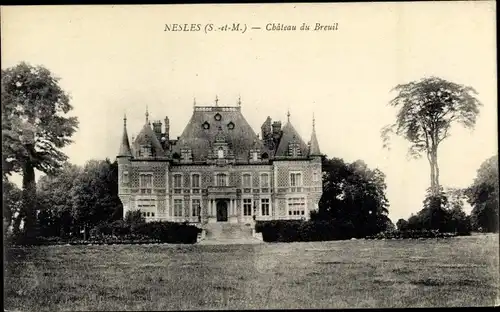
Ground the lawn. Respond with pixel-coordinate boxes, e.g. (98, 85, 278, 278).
(4, 234, 499, 310)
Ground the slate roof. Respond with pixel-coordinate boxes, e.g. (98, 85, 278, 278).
(132, 122, 165, 157)
(309, 122, 321, 156)
(171, 106, 269, 161)
(117, 117, 132, 157)
(274, 121, 309, 157)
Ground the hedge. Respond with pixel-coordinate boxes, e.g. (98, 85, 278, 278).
(9, 221, 202, 246)
(255, 220, 356, 242)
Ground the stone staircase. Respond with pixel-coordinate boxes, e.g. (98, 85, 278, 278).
(198, 222, 263, 245)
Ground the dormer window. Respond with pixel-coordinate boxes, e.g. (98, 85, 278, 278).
(140, 145, 152, 157)
(217, 147, 224, 159)
(288, 142, 301, 157)
(252, 152, 258, 161)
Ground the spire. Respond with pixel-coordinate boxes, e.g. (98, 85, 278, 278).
(237, 95, 241, 106)
(193, 97, 197, 107)
(118, 114, 132, 157)
(287, 110, 291, 122)
(215, 95, 219, 106)
(309, 113, 321, 156)
(145, 105, 149, 124)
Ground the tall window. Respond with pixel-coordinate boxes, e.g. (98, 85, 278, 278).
(174, 199, 183, 217)
(252, 152, 258, 161)
(139, 174, 153, 194)
(290, 172, 302, 192)
(260, 173, 269, 188)
(288, 197, 305, 216)
(192, 199, 201, 217)
(243, 198, 252, 216)
(191, 174, 200, 188)
(261, 198, 270, 216)
(173, 174, 182, 188)
(218, 147, 224, 159)
(313, 170, 320, 182)
(217, 173, 227, 187)
(242, 174, 251, 188)
(122, 171, 129, 184)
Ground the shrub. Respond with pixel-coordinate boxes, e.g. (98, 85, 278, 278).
(255, 220, 355, 243)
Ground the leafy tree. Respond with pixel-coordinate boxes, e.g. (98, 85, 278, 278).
(317, 157, 391, 237)
(3, 178, 23, 235)
(2, 62, 78, 240)
(382, 77, 482, 195)
(466, 155, 499, 232)
(71, 159, 122, 237)
(36, 162, 82, 237)
(124, 210, 146, 233)
(396, 218, 408, 231)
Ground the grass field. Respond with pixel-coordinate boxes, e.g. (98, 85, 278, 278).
(4, 234, 499, 310)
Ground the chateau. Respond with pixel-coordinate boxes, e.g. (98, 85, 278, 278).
(116, 98, 322, 225)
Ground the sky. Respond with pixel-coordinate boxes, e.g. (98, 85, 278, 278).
(1, 3, 497, 222)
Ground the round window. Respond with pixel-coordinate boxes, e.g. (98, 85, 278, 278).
(227, 122, 235, 130)
(202, 121, 210, 129)
(214, 113, 222, 121)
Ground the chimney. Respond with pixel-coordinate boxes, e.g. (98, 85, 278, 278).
(152, 120, 162, 141)
(164, 116, 170, 143)
(261, 117, 272, 145)
(272, 121, 281, 136)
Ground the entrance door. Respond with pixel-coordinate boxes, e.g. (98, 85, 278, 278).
(216, 200, 228, 222)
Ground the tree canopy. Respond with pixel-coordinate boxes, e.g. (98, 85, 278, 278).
(315, 157, 392, 237)
(466, 155, 499, 232)
(382, 77, 482, 195)
(2, 62, 79, 240)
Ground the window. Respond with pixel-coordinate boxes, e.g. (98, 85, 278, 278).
(288, 197, 306, 216)
(313, 170, 320, 182)
(243, 198, 252, 216)
(218, 147, 224, 159)
(260, 173, 269, 188)
(290, 172, 302, 192)
(252, 152, 258, 161)
(217, 173, 227, 187)
(151, 212, 155, 217)
(173, 174, 182, 188)
(140, 145, 152, 157)
(192, 199, 201, 217)
(242, 174, 251, 188)
(146, 212, 150, 217)
(174, 199, 183, 217)
(122, 171, 129, 184)
(191, 174, 200, 188)
(261, 198, 270, 216)
(139, 174, 153, 194)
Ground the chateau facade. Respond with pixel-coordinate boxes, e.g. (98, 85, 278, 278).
(116, 98, 322, 224)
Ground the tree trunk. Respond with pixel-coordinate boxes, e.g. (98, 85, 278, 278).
(433, 148, 440, 193)
(21, 161, 37, 240)
(427, 151, 436, 195)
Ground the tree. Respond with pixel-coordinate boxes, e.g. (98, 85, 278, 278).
(71, 159, 123, 237)
(466, 155, 499, 232)
(3, 178, 23, 235)
(396, 218, 408, 231)
(36, 162, 82, 237)
(381, 77, 482, 195)
(2, 62, 79, 240)
(317, 157, 391, 237)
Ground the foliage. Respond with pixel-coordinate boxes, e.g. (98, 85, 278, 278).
(134, 221, 201, 244)
(255, 220, 356, 242)
(36, 162, 82, 237)
(381, 77, 482, 195)
(3, 178, 22, 232)
(71, 159, 123, 235)
(466, 155, 499, 232)
(124, 210, 146, 232)
(315, 157, 391, 237)
(400, 187, 471, 235)
(1, 62, 79, 239)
